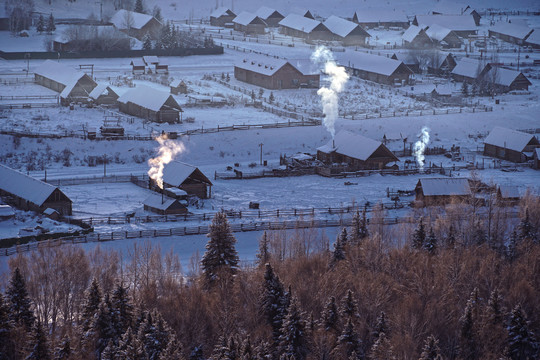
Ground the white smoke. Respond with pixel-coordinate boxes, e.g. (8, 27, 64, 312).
(310, 46, 349, 139)
(148, 134, 185, 189)
(413, 126, 430, 169)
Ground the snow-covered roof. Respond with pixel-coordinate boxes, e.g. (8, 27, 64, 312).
(0, 164, 64, 207)
(210, 7, 235, 18)
(353, 9, 408, 24)
(60, 78, 81, 98)
(117, 85, 181, 112)
(525, 29, 540, 46)
(451, 58, 486, 79)
(110, 9, 157, 30)
(143, 193, 179, 211)
(163, 161, 211, 187)
(130, 58, 145, 67)
(89, 84, 117, 100)
(535, 148, 540, 159)
(484, 67, 530, 87)
(254, 7, 282, 20)
(165, 187, 188, 196)
(232, 12, 263, 26)
(417, 178, 471, 196)
(35, 60, 86, 87)
(337, 51, 408, 77)
(279, 14, 323, 33)
(489, 22, 534, 40)
(415, 15, 477, 32)
(0, 204, 15, 218)
(169, 79, 185, 87)
(316, 130, 386, 161)
(43, 208, 59, 215)
(432, 3, 471, 15)
(402, 25, 424, 43)
(426, 24, 453, 42)
(235, 55, 318, 76)
(498, 185, 520, 199)
(484, 127, 536, 152)
(323, 16, 369, 38)
(143, 55, 159, 65)
(391, 51, 418, 65)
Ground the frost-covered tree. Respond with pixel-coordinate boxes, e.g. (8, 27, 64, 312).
(278, 297, 307, 360)
(117, 327, 144, 359)
(331, 232, 346, 265)
(506, 305, 538, 360)
(459, 299, 478, 360)
(138, 310, 172, 360)
(80, 278, 102, 332)
(26, 320, 50, 360)
(211, 335, 233, 360)
(419, 335, 442, 360)
(340, 289, 359, 321)
(473, 221, 487, 245)
(6, 0, 34, 33)
(87, 294, 115, 358)
(256, 231, 270, 267)
(518, 208, 537, 242)
(321, 296, 339, 332)
(369, 332, 395, 360)
(36, 14, 45, 34)
(189, 345, 204, 360)
(53, 335, 71, 360)
(331, 317, 362, 359)
(351, 208, 369, 243)
(101, 340, 119, 360)
(461, 82, 469, 97)
(46, 13, 56, 34)
(0, 293, 16, 360)
(134, 0, 145, 14)
(7, 267, 35, 330)
(486, 288, 504, 325)
(111, 283, 133, 339)
(261, 264, 289, 343)
(152, 6, 163, 23)
(240, 336, 255, 360)
(372, 311, 388, 340)
(142, 33, 153, 50)
(411, 218, 426, 249)
(424, 227, 437, 255)
(201, 211, 239, 287)
(158, 333, 184, 360)
(269, 92, 275, 103)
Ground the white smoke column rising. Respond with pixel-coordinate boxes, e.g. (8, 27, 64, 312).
(310, 46, 349, 139)
(148, 134, 185, 189)
(413, 126, 430, 169)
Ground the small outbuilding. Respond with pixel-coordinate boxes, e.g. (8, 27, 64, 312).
(337, 52, 413, 86)
(402, 25, 433, 49)
(482, 67, 532, 92)
(415, 178, 472, 206)
(533, 148, 540, 169)
(89, 84, 119, 105)
(451, 58, 491, 83)
(232, 12, 267, 35)
(254, 7, 284, 27)
(483, 127, 539, 163)
(0, 164, 72, 215)
(110, 9, 162, 40)
(143, 194, 187, 215)
(278, 14, 333, 41)
(496, 185, 521, 205)
(170, 79, 188, 94)
(413, 15, 477, 37)
(161, 161, 213, 199)
(210, 7, 236, 27)
(426, 24, 462, 49)
(323, 15, 371, 46)
(130, 58, 146, 73)
(117, 85, 183, 123)
(426, 51, 457, 75)
(0, 204, 15, 220)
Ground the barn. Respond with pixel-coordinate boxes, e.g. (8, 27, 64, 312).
(143, 194, 187, 215)
(525, 30, 540, 49)
(170, 79, 187, 94)
(337, 51, 413, 86)
(232, 12, 267, 35)
(402, 25, 433, 49)
(161, 161, 213, 199)
(415, 178, 472, 206)
(451, 58, 491, 83)
(323, 16, 371, 46)
(117, 85, 183, 123)
(425, 24, 463, 49)
(254, 7, 284, 27)
(130, 58, 146, 74)
(496, 185, 520, 205)
(426, 51, 457, 75)
(234, 55, 320, 89)
(34, 60, 97, 105)
(488, 22, 534, 45)
(413, 15, 477, 38)
(533, 148, 540, 170)
(316, 130, 399, 171)
(110, 9, 162, 40)
(352, 9, 409, 29)
(483, 67, 532, 92)
(483, 127, 539, 163)
(431, 4, 481, 26)
(143, 56, 168, 73)
(210, 7, 236, 27)
(89, 84, 119, 105)
(0, 164, 72, 216)
(278, 14, 333, 41)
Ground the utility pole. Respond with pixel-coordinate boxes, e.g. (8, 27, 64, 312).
(259, 143, 263, 165)
(517, 46, 521, 72)
(103, 154, 107, 177)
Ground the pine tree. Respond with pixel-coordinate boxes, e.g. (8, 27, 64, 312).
(158, 333, 184, 360)
(240, 336, 255, 360)
(461, 82, 469, 97)
(486, 288, 504, 325)
(351, 209, 369, 243)
(321, 296, 339, 332)
(7, 267, 35, 330)
(53, 335, 71, 360)
(201, 211, 240, 287)
(278, 297, 308, 360)
(445, 224, 456, 249)
(256, 231, 271, 267)
(419, 335, 442, 360)
(0, 293, 16, 360)
(331, 318, 362, 359)
(189, 346, 204, 360)
(473, 221, 487, 245)
(134, 0, 145, 13)
(340, 289, 359, 321)
(412, 218, 426, 249)
(424, 227, 437, 255)
(142, 33, 153, 50)
(507, 229, 518, 262)
(46, 13, 56, 34)
(372, 311, 388, 340)
(152, 6, 163, 23)
(26, 320, 51, 360)
(81, 279, 102, 332)
(269, 92, 275, 103)
(261, 264, 288, 343)
(506, 305, 538, 360)
(459, 299, 478, 360)
(111, 283, 133, 339)
(117, 327, 144, 360)
(368, 332, 395, 360)
(331, 233, 346, 265)
(518, 208, 537, 242)
(101, 340, 119, 360)
(89, 294, 116, 357)
(211, 335, 231, 360)
(139, 310, 171, 360)
(36, 14, 44, 34)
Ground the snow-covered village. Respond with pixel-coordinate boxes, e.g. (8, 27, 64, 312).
(0, 0, 539, 358)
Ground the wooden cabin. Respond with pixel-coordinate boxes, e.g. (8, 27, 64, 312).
(338, 52, 413, 86)
(254, 7, 284, 27)
(0, 164, 72, 215)
(210, 7, 236, 27)
(533, 148, 540, 170)
(427, 52, 456, 75)
(483, 67, 532, 92)
(525, 30, 540, 49)
(110, 9, 162, 40)
(488, 22, 534, 45)
(89, 84, 119, 105)
(130, 58, 146, 74)
(352, 9, 409, 29)
(117, 85, 183, 123)
(402, 25, 433, 49)
(161, 161, 213, 199)
(415, 178, 471, 206)
(451, 58, 491, 83)
(496, 185, 520, 206)
(278, 14, 333, 41)
(413, 15, 477, 38)
(232, 12, 267, 35)
(170, 79, 188, 94)
(143, 194, 187, 215)
(483, 127, 539, 163)
(426, 24, 462, 49)
(323, 16, 371, 46)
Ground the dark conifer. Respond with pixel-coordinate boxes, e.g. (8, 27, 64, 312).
(321, 296, 339, 332)
(46, 13, 56, 33)
(412, 218, 426, 249)
(424, 227, 437, 255)
(518, 208, 537, 242)
(189, 345, 204, 360)
(36, 15, 44, 34)
(419, 335, 442, 360)
(372, 311, 388, 340)
(340, 289, 359, 321)
(331, 317, 362, 359)
(53, 335, 71, 360)
(260, 264, 288, 343)
(0, 293, 15, 359)
(81, 278, 101, 332)
(459, 299, 478, 360)
(7, 267, 35, 330)
(507, 229, 518, 262)
(134, 0, 145, 13)
(445, 224, 456, 248)
(111, 283, 133, 338)
(26, 320, 50, 360)
(278, 297, 307, 360)
(486, 288, 504, 325)
(351, 208, 369, 243)
(117, 327, 144, 360)
(256, 231, 270, 266)
(369, 332, 394, 360)
(331, 233, 346, 265)
(506, 305, 538, 360)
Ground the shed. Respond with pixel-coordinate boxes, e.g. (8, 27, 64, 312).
(117, 85, 183, 123)
(130, 58, 146, 73)
(234, 55, 320, 89)
(170, 79, 188, 94)
(110, 9, 162, 40)
(34, 60, 97, 105)
(496, 185, 520, 205)
(0, 204, 15, 220)
(415, 178, 471, 205)
(483, 127, 539, 163)
(210, 7, 236, 27)
(278, 14, 332, 41)
(451, 58, 491, 82)
(143, 193, 187, 215)
(352, 9, 409, 29)
(402, 25, 433, 49)
(323, 16, 371, 46)
(482, 67, 531, 92)
(0, 164, 72, 215)
(43, 208, 60, 220)
(413, 15, 477, 37)
(161, 161, 213, 199)
(232, 12, 267, 35)
(337, 52, 413, 85)
(525, 30, 540, 49)
(426, 24, 462, 48)
(316, 130, 399, 170)
(533, 148, 540, 169)
(488, 22, 534, 45)
(89, 84, 119, 105)
(254, 7, 284, 27)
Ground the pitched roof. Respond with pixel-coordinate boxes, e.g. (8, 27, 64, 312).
(143, 55, 159, 65)
(0, 204, 15, 218)
(498, 185, 520, 199)
(279, 14, 323, 33)
(484, 67, 531, 87)
(432, 3, 471, 15)
(525, 29, 540, 46)
(484, 127, 537, 152)
(210, 7, 235, 18)
(169, 79, 185, 87)
(451, 58, 487, 79)
(130, 58, 145, 67)
(233, 12, 264, 26)
(0, 164, 66, 207)
(110, 9, 157, 30)
(353, 9, 408, 24)
(402, 25, 425, 43)
(417, 178, 471, 196)
(415, 14, 477, 32)
(489, 22, 534, 40)
(336, 51, 410, 77)
(89, 84, 117, 99)
(426, 24, 453, 41)
(254, 7, 282, 20)
(35, 60, 86, 87)
(163, 161, 212, 187)
(143, 193, 179, 211)
(323, 15, 370, 38)
(235, 55, 318, 76)
(117, 85, 181, 112)
(316, 130, 395, 162)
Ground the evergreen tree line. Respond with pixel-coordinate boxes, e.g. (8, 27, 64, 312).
(1, 198, 538, 359)
(142, 21, 215, 51)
